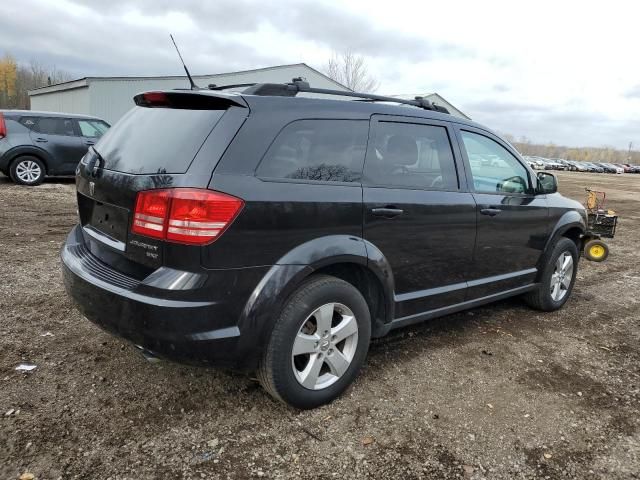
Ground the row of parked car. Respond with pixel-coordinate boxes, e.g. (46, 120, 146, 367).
(524, 156, 640, 174)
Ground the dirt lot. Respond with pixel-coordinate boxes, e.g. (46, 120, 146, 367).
(0, 171, 638, 479)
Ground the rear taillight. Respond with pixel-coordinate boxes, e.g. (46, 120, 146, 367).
(0, 113, 6, 139)
(132, 190, 170, 239)
(132, 188, 244, 245)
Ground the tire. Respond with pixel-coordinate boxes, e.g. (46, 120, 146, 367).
(584, 239, 609, 262)
(523, 237, 579, 311)
(10, 156, 45, 186)
(257, 275, 371, 409)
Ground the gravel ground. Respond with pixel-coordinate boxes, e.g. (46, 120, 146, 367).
(0, 171, 638, 479)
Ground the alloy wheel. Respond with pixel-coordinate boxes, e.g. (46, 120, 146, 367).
(291, 302, 359, 390)
(550, 251, 574, 301)
(15, 160, 42, 184)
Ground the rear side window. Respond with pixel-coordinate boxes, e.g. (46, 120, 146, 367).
(19, 117, 38, 131)
(31, 117, 77, 136)
(257, 120, 369, 183)
(94, 106, 225, 174)
(78, 120, 109, 138)
(364, 122, 458, 190)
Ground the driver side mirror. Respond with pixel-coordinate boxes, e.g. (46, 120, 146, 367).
(537, 171, 558, 194)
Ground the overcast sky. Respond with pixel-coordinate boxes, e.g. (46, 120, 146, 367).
(2, 0, 639, 149)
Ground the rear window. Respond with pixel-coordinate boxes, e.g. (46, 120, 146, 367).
(257, 120, 369, 183)
(94, 106, 225, 174)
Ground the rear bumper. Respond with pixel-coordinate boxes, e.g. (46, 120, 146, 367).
(61, 225, 270, 370)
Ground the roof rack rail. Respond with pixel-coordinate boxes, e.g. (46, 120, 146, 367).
(240, 77, 450, 114)
(207, 83, 257, 91)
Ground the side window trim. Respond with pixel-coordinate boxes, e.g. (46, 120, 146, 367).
(73, 119, 84, 137)
(363, 115, 461, 192)
(454, 125, 534, 195)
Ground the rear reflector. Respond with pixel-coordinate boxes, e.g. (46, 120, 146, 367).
(0, 113, 6, 139)
(132, 188, 244, 245)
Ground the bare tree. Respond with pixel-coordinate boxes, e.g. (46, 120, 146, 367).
(0, 54, 73, 109)
(323, 51, 380, 92)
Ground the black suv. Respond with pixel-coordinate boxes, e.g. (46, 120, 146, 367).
(61, 80, 593, 409)
(0, 110, 110, 185)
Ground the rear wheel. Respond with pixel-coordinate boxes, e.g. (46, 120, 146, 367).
(10, 156, 45, 186)
(257, 275, 371, 409)
(523, 237, 578, 311)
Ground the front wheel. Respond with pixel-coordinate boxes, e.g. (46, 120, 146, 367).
(523, 237, 579, 311)
(257, 275, 371, 409)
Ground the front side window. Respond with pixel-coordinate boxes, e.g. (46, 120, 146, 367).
(257, 120, 369, 183)
(33, 117, 77, 136)
(364, 121, 458, 190)
(461, 131, 529, 194)
(78, 120, 109, 138)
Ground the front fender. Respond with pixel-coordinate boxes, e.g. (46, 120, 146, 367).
(545, 210, 587, 252)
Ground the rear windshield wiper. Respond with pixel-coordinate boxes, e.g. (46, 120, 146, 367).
(86, 146, 105, 176)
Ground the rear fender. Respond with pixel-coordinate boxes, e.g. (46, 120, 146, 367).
(1, 145, 53, 172)
(237, 235, 396, 364)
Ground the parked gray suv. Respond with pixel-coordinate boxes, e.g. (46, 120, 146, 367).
(0, 110, 110, 185)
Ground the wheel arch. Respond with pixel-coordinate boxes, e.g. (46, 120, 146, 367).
(545, 211, 586, 252)
(238, 235, 396, 364)
(6, 147, 51, 174)
(536, 211, 586, 280)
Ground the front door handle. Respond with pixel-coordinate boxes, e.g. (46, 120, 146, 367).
(85, 140, 95, 146)
(480, 208, 502, 216)
(371, 207, 404, 218)
(34, 137, 48, 143)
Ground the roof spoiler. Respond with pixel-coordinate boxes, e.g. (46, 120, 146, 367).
(134, 91, 248, 109)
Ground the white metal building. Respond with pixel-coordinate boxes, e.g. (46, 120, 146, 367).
(28, 63, 351, 125)
(28, 63, 470, 124)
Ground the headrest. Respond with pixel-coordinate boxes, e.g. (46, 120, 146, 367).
(386, 135, 418, 166)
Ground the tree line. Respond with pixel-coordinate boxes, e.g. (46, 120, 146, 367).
(0, 53, 72, 110)
(503, 134, 638, 165)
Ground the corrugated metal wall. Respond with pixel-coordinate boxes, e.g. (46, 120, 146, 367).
(29, 87, 90, 115)
(89, 65, 348, 124)
(28, 66, 472, 125)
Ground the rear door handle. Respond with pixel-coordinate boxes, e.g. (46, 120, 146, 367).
(34, 137, 48, 143)
(371, 207, 404, 218)
(480, 208, 502, 216)
(85, 140, 95, 145)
